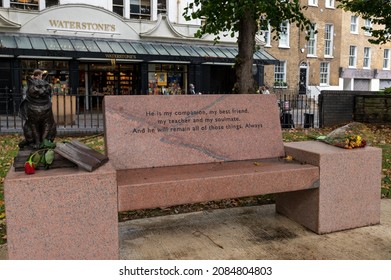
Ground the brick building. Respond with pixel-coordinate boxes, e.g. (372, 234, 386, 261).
(261, 0, 391, 97)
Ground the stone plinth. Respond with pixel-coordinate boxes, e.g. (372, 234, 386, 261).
(104, 95, 284, 170)
(4, 163, 118, 260)
(277, 141, 382, 234)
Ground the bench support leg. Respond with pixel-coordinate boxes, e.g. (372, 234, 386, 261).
(4, 164, 119, 259)
(277, 141, 381, 234)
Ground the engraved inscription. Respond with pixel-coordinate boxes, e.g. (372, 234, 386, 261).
(135, 107, 263, 134)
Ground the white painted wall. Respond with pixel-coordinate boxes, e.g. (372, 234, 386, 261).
(60, 0, 111, 10)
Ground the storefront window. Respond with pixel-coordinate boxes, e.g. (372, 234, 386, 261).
(78, 63, 138, 96)
(148, 64, 188, 95)
(21, 60, 70, 95)
(10, 0, 39, 11)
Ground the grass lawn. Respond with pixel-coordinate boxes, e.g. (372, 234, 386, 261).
(1, 126, 391, 245)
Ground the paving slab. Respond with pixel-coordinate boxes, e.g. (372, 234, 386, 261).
(119, 199, 391, 260)
(1, 199, 390, 260)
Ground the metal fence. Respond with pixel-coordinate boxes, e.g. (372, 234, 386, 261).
(0, 87, 319, 135)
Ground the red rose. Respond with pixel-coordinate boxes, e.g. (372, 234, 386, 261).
(24, 161, 35, 175)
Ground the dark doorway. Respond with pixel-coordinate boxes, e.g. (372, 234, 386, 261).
(0, 60, 15, 114)
(299, 67, 307, 94)
(208, 65, 235, 94)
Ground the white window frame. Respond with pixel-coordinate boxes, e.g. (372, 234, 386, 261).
(363, 47, 371, 69)
(383, 49, 391, 70)
(130, 0, 152, 19)
(274, 61, 287, 87)
(350, 16, 359, 34)
(157, 0, 167, 14)
(349, 46, 357, 68)
(307, 24, 317, 56)
(364, 18, 372, 36)
(325, 0, 335, 8)
(320, 62, 330, 85)
(308, 0, 318, 6)
(262, 24, 271, 47)
(9, 0, 39, 10)
(278, 21, 290, 48)
(324, 24, 334, 57)
(113, 0, 124, 17)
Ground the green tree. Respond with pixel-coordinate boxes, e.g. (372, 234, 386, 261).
(183, 0, 313, 94)
(339, 0, 391, 45)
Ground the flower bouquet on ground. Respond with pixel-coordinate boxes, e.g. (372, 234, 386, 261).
(315, 122, 373, 149)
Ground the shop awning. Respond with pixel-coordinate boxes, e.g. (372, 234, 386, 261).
(0, 33, 278, 65)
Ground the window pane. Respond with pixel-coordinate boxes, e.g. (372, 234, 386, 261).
(119, 42, 137, 54)
(219, 48, 235, 58)
(30, 37, 47, 50)
(96, 41, 114, 52)
(0, 35, 17, 48)
(307, 25, 316, 55)
(201, 47, 217, 57)
(153, 44, 170, 55)
(131, 42, 148, 54)
(274, 61, 286, 83)
(71, 39, 88, 52)
(143, 44, 159, 55)
(320, 62, 329, 84)
(84, 40, 100, 52)
(181, 46, 198, 56)
(57, 38, 74, 51)
(15, 36, 32, 49)
(109, 42, 125, 53)
(163, 45, 180, 55)
(191, 46, 208, 56)
(46, 0, 59, 8)
(170, 46, 188, 56)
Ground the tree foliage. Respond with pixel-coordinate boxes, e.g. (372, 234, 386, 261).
(183, 0, 313, 94)
(339, 0, 391, 44)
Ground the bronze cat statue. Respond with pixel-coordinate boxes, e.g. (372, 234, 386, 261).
(18, 75, 57, 149)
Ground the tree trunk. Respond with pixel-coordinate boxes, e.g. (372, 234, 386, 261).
(235, 9, 257, 94)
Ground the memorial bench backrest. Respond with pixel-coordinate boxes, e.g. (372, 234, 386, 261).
(103, 94, 285, 170)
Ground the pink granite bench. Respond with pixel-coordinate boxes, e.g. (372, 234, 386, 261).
(4, 94, 381, 260)
(104, 94, 381, 234)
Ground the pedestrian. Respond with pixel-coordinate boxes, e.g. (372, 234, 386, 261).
(260, 86, 270, 94)
(189, 84, 196, 94)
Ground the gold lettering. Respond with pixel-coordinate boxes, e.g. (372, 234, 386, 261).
(48, 20, 117, 33)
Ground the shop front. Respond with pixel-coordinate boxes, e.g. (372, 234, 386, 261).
(0, 4, 277, 114)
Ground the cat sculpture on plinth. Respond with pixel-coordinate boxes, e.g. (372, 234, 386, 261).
(18, 69, 57, 149)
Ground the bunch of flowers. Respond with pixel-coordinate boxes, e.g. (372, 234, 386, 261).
(316, 122, 371, 149)
(24, 139, 56, 174)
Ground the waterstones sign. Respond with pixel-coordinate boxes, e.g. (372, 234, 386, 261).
(48, 20, 116, 33)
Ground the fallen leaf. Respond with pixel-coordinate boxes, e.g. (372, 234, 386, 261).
(284, 155, 294, 161)
(253, 162, 262, 166)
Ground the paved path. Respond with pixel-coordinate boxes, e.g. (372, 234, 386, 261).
(119, 199, 391, 260)
(1, 199, 390, 260)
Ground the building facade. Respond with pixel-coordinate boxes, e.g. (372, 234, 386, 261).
(0, 0, 276, 107)
(261, 0, 391, 97)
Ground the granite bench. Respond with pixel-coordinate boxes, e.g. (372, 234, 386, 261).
(104, 94, 381, 234)
(4, 94, 382, 259)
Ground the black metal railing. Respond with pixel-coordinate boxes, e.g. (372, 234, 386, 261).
(0, 88, 319, 135)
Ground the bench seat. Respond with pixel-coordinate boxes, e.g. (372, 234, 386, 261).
(117, 158, 319, 211)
